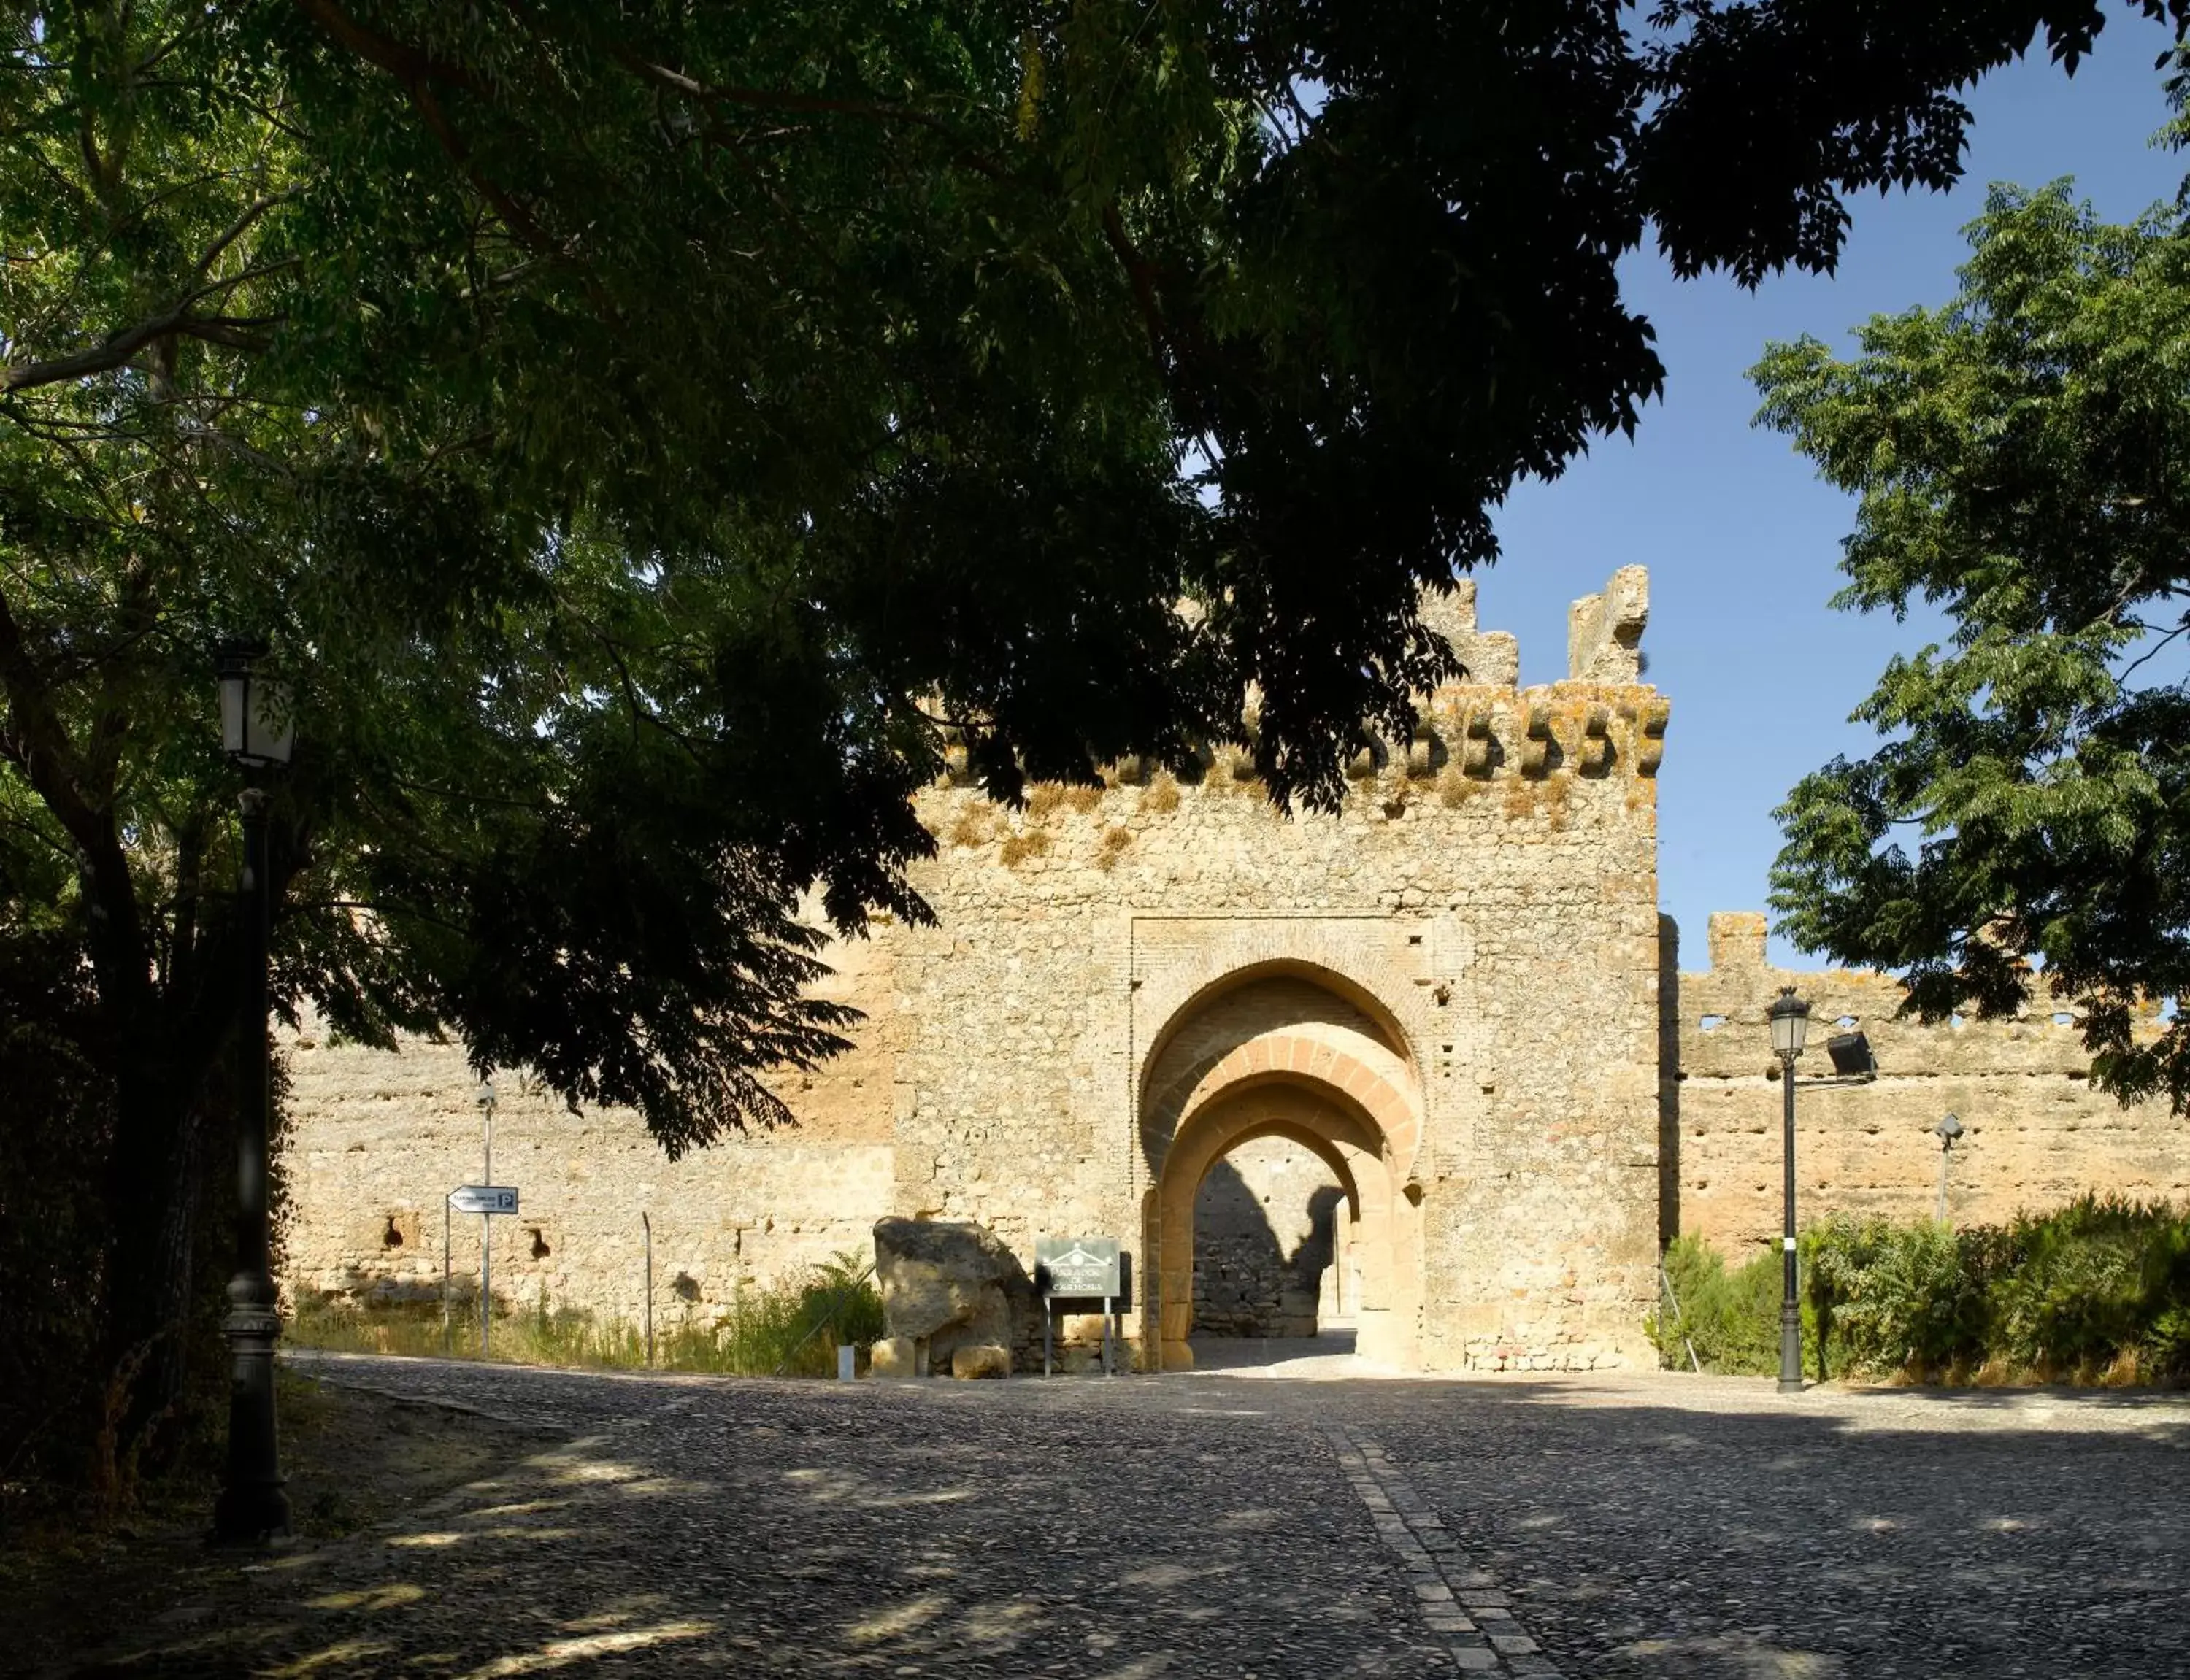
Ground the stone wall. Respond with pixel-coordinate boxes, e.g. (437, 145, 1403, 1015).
(280, 569, 1671, 1371)
(1669, 912, 2189, 1253)
(281, 909, 899, 1326)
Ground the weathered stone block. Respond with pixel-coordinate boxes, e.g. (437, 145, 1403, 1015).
(872, 1217, 1035, 1371)
(869, 1336, 921, 1379)
(949, 1343, 1010, 1379)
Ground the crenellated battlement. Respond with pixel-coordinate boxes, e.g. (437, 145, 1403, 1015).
(1419, 563, 1651, 687)
(936, 567, 1668, 790)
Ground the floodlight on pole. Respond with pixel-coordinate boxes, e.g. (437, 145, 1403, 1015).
(1934, 1112, 1964, 1223)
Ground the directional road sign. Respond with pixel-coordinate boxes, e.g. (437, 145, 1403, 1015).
(449, 1184, 519, 1216)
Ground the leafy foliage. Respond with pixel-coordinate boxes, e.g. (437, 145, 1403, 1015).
(1657, 1201, 2190, 1383)
(1652, 1233, 1790, 1376)
(1639, 1, 2190, 284)
(1804, 1217, 1985, 1377)
(1759, 182, 2190, 1109)
(9, 0, 2190, 1484)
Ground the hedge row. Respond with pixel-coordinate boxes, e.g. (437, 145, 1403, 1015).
(1653, 1196, 2190, 1384)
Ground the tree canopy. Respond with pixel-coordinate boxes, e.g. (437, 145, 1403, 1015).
(7, 0, 2190, 1476)
(1759, 180, 2190, 1112)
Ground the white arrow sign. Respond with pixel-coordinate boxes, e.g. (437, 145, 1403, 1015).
(449, 1184, 518, 1215)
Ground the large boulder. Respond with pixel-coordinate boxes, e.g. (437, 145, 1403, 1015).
(872, 1218, 1035, 1373)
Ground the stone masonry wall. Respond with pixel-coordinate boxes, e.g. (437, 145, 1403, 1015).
(280, 909, 899, 1326)
(1670, 912, 2190, 1254)
(896, 568, 1668, 1371)
(279, 569, 1670, 1371)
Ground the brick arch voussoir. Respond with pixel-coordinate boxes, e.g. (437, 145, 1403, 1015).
(1153, 1033, 1420, 1175)
(1167, 1104, 1375, 1225)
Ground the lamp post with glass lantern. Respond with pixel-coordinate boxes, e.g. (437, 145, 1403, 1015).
(1764, 987, 1877, 1394)
(1767, 987, 1811, 1395)
(212, 643, 293, 1544)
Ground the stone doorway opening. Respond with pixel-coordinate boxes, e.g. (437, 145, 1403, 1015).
(1138, 966, 1425, 1371)
(1193, 1137, 1354, 1339)
(1189, 1133, 1357, 1369)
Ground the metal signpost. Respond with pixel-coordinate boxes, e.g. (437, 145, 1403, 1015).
(446, 1184, 520, 1357)
(1035, 1237, 1124, 1376)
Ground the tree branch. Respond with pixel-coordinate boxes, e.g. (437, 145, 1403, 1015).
(290, 0, 488, 95)
(2, 307, 272, 393)
(2116, 616, 2190, 686)
(610, 52, 1010, 182)
(0, 582, 153, 1026)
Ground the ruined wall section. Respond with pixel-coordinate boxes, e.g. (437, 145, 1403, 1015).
(280, 913, 902, 1323)
(1672, 912, 2189, 1251)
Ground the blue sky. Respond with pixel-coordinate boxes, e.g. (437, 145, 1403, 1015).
(1481, 12, 2190, 973)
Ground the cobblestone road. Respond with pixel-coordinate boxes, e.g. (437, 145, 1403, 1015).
(93, 1357, 2190, 1679)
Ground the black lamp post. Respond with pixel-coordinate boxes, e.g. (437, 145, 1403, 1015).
(212, 643, 293, 1544)
(1767, 985, 1811, 1395)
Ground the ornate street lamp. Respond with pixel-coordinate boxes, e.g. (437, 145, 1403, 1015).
(1766, 987, 1811, 1395)
(212, 643, 293, 1544)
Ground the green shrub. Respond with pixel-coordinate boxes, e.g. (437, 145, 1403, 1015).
(1651, 1233, 1786, 1376)
(1986, 1197, 2190, 1379)
(1805, 1216, 1983, 1379)
(1660, 1196, 2190, 1386)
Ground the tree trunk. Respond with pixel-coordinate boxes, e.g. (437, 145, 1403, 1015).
(99, 1047, 208, 1466)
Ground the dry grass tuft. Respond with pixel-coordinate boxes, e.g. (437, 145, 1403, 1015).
(1140, 774, 1181, 814)
(1025, 783, 1067, 820)
(1065, 783, 1104, 814)
(948, 808, 991, 848)
(999, 829, 1052, 868)
(1438, 768, 1487, 807)
(1096, 825, 1134, 870)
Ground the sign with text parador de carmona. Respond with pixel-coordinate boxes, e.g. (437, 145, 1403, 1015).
(1035, 1236, 1121, 1299)
(449, 1185, 518, 1216)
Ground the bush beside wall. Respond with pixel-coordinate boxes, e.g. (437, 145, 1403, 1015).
(1653, 1196, 2190, 1385)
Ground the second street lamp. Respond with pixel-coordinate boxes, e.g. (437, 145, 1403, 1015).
(1766, 986, 1811, 1395)
(212, 642, 294, 1544)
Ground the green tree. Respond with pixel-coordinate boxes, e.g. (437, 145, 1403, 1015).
(7, 0, 2190, 1476)
(1759, 181, 2190, 1112)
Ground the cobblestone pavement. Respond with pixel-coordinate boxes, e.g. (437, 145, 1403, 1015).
(1333, 1372, 2190, 1680)
(96, 1357, 2190, 1679)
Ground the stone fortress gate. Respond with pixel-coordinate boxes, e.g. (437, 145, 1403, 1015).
(283, 567, 2190, 1371)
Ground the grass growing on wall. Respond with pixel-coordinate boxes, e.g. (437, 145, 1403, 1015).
(1653, 1196, 2190, 1385)
(289, 1252, 885, 1379)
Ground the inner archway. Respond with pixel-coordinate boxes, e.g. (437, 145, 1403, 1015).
(1193, 1136, 1353, 1341)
